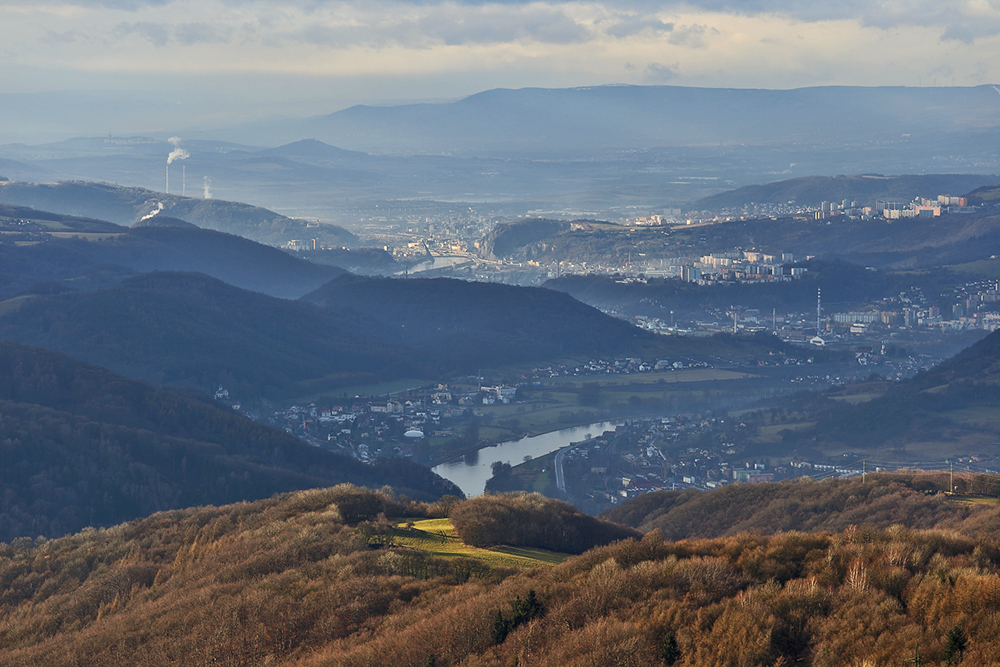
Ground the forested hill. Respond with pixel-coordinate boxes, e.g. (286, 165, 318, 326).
(301, 274, 659, 367)
(0, 342, 461, 541)
(777, 327, 1000, 452)
(692, 173, 999, 209)
(3, 271, 664, 398)
(480, 218, 573, 258)
(0, 224, 345, 299)
(896, 324, 1000, 391)
(0, 202, 124, 232)
(0, 272, 417, 400)
(0, 180, 358, 247)
(602, 473, 986, 540)
(0, 271, 804, 402)
(9, 479, 1000, 665)
(544, 259, 908, 320)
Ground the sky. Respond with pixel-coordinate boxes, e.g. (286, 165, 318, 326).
(1, 0, 999, 128)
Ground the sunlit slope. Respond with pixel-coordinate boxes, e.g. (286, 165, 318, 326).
(7, 480, 1000, 665)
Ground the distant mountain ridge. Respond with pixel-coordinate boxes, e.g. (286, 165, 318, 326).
(693, 174, 1000, 210)
(0, 220, 345, 299)
(0, 180, 357, 247)
(298, 85, 1000, 155)
(0, 271, 802, 401)
(0, 272, 412, 400)
(0, 202, 124, 232)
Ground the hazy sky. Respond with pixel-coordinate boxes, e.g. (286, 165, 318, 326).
(2, 0, 999, 123)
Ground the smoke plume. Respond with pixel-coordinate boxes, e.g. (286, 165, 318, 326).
(140, 202, 164, 221)
(167, 136, 189, 165)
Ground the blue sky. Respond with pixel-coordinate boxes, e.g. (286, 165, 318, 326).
(1, 0, 998, 125)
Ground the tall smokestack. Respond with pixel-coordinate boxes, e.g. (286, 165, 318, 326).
(165, 137, 189, 196)
(817, 288, 822, 336)
(182, 165, 186, 197)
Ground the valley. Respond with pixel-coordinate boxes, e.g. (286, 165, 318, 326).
(8, 2, 1000, 660)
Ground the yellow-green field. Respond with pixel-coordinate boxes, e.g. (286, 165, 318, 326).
(47, 232, 124, 240)
(945, 258, 1000, 279)
(294, 377, 429, 403)
(950, 495, 1000, 506)
(538, 368, 753, 386)
(828, 392, 883, 405)
(755, 421, 815, 442)
(461, 368, 759, 442)
(392, 518, 568, 568)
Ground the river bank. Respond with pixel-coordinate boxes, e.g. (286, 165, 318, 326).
(432, 419, 624, 497)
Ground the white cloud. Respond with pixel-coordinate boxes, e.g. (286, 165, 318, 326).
(0, 0, 998, 116)
(114, 21, 170, 47)
(666, 23, 716, 48)
(645, 62, 678, 81)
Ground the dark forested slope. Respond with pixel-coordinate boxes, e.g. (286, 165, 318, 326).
(693, 173, 998, 209)
(545, 259, 909, 320)
(0, 272, 414, 400)
(301, 274, 659, 367)
(0, 180, 357, 246)
(602, 473, 985, 540)
(1, 271, 807, 402)
(0, 342, 461, 541)
(301, 274, 801, 368)
(0, 224, 345, 299)
(782, 328, 1000, 451)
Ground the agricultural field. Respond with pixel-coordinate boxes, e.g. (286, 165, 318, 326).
(392, 518, 568, 568)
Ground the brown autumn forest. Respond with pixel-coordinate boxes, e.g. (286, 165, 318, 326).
(5, 475, 1000, 666)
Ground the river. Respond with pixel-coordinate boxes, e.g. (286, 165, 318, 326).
(401, 256, 470, 274)
(431, 420, 624, 497)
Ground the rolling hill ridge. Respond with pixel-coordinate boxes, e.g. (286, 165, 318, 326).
(0, 220, 345, 299)
(0, 342, 461, 541)
(0, 180, 357, 247)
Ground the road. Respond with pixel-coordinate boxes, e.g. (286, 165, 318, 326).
(554, 445, 571, 494)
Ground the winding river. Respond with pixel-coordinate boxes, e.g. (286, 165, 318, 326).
(431, 420, 623, 497)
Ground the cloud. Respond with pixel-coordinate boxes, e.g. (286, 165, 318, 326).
(111, 18, 232, 46)
(419, 6, 590, 45)
(605, 14, 674, 39)
(11, 0, 1000, 46)
(175, 22, 231, 45)
(114, 21, 170, 47)
(3, 0, 1000, 105)
(672, 0, 1000, 42)
(285, 4, 591, 48)
(667, 24, 715, 48)
(42, 29, 81, 44)
(645, 62, 678, 82)
(0, 0, 173, 9)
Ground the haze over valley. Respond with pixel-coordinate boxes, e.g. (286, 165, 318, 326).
(5, 0, 1000, 662)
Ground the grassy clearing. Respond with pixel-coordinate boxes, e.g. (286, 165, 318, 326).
(539, 368, 754, 387)
(755, 422, 815, 442)
(829, 393, 883, 405)
(950, 495, 1000, 506)
(946, 258, 1000, 278)
(47, 232, 124, 240)
(942, 406, 1000, 428)
(300, 378, 429, 402)
(392, 518, 568, 568)
(471, 369, 757, 439)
